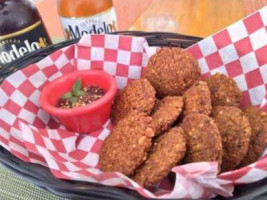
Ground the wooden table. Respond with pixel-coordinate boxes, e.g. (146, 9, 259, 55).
(130, 0, 267, 37)
(38, 0, 267, 40)
(37, 0, 152, 40)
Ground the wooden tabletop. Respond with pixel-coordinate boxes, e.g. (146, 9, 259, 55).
(130, 0, 267, 37)
(37, 0, 152, 40)
(37, 0, 267, 40)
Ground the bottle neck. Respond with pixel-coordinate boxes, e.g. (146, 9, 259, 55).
(0, 0, 42, 35)
(58, 0, 113, 18)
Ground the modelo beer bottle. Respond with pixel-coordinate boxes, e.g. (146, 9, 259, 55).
(58, 0, 118, 39)
(0, 0, 52, 69)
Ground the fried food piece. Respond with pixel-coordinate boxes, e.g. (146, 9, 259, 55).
(183, 81, 212, 116)
(100, 112, 154, 175)
(239, 106, 267, 167)
(145, 48, 200, 98)
(212, 106, 251, 172)
(151, 96, 184, 136)
(206, 73, 242, 107)
(181, 114, 223, 167)
(133, 127, 186, 188)
(111, 79, 156, 124)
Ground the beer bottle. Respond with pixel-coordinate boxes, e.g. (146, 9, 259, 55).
(0, 0, 52, 69)
(57, 0, 118, 39)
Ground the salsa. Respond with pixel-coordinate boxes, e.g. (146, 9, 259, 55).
(57, 80, 105, 109)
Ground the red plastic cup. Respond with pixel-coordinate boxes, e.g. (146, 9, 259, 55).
(40, 70, 117, 133)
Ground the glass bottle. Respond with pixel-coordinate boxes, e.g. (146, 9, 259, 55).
(0, 0, 52, 69)
(58, 0, 118, 39)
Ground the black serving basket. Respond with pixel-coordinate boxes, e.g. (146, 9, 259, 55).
(0, 31, 267, 200)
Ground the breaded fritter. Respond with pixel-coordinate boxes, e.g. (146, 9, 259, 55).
(206, 73, 242, 107)
(133, 127, 186, 188)
(181, 114, 223, 168)
(151, 96, 184, 136)
(111, 79, 156, 124)
(145, 48, 200, 98)
(100, 112, 154, 175)
(239, 106, 267, 167)
(213, 106, 251, 172)
(183, 81, 212, 116)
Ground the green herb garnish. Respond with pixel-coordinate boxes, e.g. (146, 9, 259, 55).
(62, 79, 85, 104)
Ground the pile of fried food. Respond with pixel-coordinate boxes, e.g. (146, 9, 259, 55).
(99, 47, 267, 188)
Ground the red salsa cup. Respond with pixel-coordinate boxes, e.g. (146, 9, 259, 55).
(40, 70, 117, 133)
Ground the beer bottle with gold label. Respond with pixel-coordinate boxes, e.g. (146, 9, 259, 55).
(0, 0, 52, 69)
(57, 0, 118, 40)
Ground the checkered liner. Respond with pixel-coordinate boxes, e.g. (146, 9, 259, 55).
(1, 6, 267, 199)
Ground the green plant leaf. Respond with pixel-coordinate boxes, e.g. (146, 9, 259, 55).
(74, 90, 85, 97)
(62, 92, 72, 99)
(72, 79, 82, 94)
(70, 96, 78, 104)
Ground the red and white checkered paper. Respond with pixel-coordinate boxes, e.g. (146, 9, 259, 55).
(1, 6, 267, 199)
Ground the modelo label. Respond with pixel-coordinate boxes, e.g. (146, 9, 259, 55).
(0, 21, 50, 69)
(60, 7, 118, 39)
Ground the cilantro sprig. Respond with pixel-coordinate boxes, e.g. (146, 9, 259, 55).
(62, 79, 85, 104)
